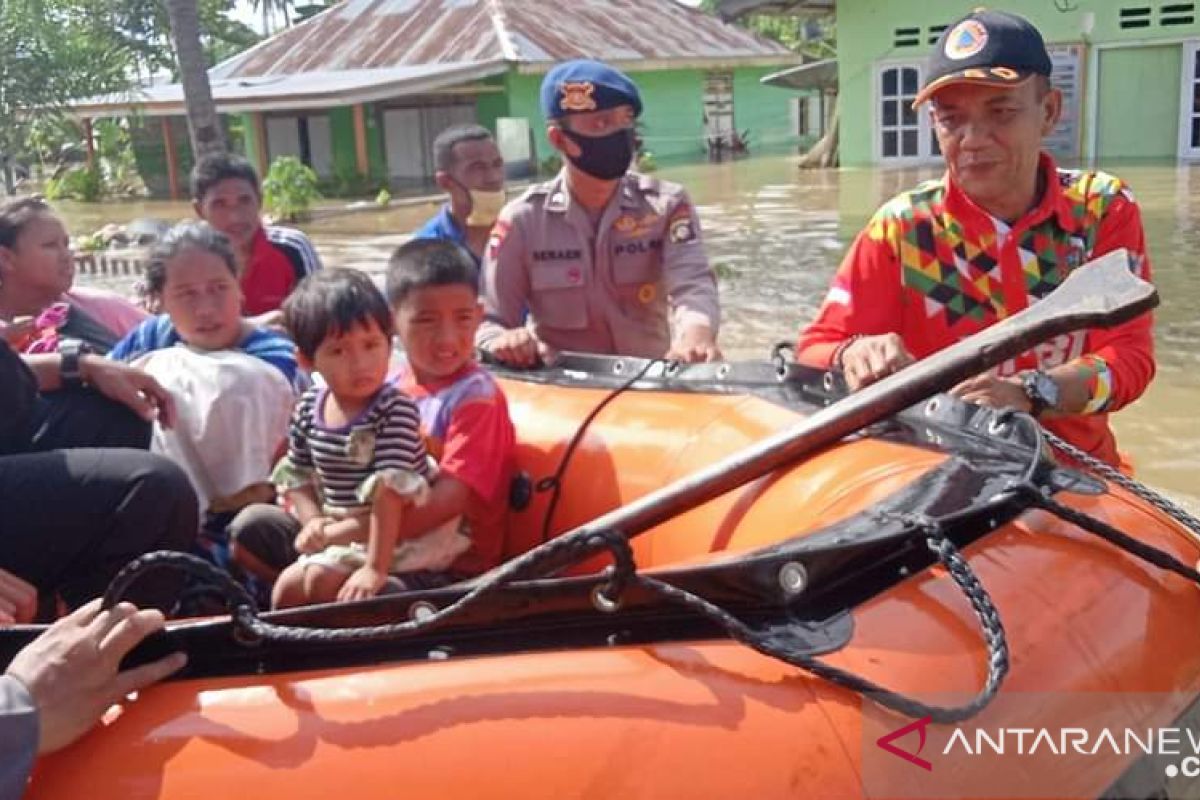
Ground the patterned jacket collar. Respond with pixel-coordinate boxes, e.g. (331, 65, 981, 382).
(942, 152, 1079, 235)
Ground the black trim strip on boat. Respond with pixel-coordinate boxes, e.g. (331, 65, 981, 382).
(0, 447, 1047, 682)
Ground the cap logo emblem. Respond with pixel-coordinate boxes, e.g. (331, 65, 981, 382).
(560, 81, 597, 112)
(991, 66, 1019, 80)
(945, 19, 988, 60)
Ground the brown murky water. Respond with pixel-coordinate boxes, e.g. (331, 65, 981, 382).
(59, 155, 1199, 509)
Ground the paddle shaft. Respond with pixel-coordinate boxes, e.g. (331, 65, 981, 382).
(571, 248, 1157, 541)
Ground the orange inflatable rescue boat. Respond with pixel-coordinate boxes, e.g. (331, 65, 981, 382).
(4, 253, 1200, 799)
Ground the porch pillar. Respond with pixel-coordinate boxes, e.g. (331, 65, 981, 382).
(352, 103, 369, 177)
(83, 118, 96, 169)
(252, 112, 270, 176)
(161, 117, 181, 201)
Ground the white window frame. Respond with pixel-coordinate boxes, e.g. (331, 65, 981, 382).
(1178, 40, 1200, 160)
(874, 60, 940, 165)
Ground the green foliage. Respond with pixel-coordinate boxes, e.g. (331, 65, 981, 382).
(263, 156, 321, 222)
(0, 0, 261, 190)
(636, 151, 658, 173)
(713, 262, 741, 281)
(698, 0, 835, 60)
(539, 153, 563, 176)
(318, 163, 382, 198)
(46, 165, 104, 201)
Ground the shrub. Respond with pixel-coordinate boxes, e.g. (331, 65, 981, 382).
(45, 165, 103, 202)
(262, 156, 320, 222)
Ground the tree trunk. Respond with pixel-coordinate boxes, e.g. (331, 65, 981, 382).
(798, 97, 839, 169)
(165, 0, 226, 161)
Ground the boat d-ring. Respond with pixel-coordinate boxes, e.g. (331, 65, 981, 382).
(591, 584, 622, 613)
(612, 360, 626, 376)
(987, 416, 1011, 436)
(408, 600, 439, 622)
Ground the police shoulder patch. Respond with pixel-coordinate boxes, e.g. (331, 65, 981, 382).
(669, 215, 696, 244)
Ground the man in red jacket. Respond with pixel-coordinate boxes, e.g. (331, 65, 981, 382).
(796, 9, 1155, 467)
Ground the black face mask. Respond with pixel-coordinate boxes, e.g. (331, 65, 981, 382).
(561, 127, 635, 181)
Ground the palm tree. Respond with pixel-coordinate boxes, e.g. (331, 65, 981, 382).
(165, 0, 226, 159)
(250, 0, 295, 34)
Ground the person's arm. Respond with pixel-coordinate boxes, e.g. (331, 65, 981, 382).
(795, 217, 912, 388)
(1059, 188, 1155, 415)
(0, 674, 38, 800)
(476, 214, 540, 366)
(953, 185, 1155, 416)
(20, 352, 176, 428)
(660, 192, 721, 363)
(2, 598, 185, 791)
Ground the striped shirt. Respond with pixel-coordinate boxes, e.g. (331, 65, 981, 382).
(286, 384, 429, 511)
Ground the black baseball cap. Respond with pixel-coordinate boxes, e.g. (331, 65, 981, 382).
(912, 9, 1052, 107)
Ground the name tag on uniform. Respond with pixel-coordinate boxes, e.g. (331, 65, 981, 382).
(533, 249, 583, 261)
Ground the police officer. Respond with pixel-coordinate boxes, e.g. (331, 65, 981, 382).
(476, 59, 721, 366)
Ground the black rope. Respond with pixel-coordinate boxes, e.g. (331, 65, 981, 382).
(998, 412, 1200, 586)
(536, 358, 668, 543)
(102, 520, 1010, 721)
(104, 528, 636, 646)
(634, 524, 1010, 723)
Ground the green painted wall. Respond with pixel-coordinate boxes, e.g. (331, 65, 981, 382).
(635, 69, 706, 162)
(475, 75, 510, 135)
(505, 70, 547, 165)
(238, 112, 259, 163)
(1097, 46, 1181, 161)
(733, 66, 800, 153)
(328, 106, 358, 179)
(837, 0, 1200, 164)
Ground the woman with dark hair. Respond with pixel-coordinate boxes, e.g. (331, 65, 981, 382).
(0, 197, 147, 355)
(108, 222, 299, 521)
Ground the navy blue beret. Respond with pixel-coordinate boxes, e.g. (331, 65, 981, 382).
(539, 59, 643, 120)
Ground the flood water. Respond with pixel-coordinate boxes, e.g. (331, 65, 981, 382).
(59, 154, 1199, 510)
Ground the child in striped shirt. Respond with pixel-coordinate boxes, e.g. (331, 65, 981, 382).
(269, 269, 436, 608)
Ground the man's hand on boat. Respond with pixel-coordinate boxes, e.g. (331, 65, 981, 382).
(480, 328, 558, 369)
(665, 323, 723, 364)
(80, 355, 177, 428)
(838, 333, 917, 390)
(4, 599, 186, 754)
(0, 569, 36, 625)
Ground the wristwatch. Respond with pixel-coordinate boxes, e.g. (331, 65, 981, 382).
(59, 338, 92, 389)
(1021, 370, 1060, 417)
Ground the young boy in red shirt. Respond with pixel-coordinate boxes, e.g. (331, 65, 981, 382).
(381, 239, 516, 580)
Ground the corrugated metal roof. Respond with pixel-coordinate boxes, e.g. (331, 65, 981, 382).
(72, 61, 509, 117)
(714, 0, 835, 22)
(214, 0, 793, 80)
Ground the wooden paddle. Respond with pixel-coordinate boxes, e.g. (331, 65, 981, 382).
(570, 247, 1157, 542)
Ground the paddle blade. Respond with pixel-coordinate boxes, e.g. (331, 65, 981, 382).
(577, 247, 1156, 540)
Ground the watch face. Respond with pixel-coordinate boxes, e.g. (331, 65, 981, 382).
(1033, 372, 1060, 409)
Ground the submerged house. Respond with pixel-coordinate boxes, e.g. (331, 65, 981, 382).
(72, 0, 801, 198)
(725, 0, 1200, 167)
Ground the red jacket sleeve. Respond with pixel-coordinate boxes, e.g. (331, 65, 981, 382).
(1074, 188, 1155, 412)
(795, 218, 905, 368)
